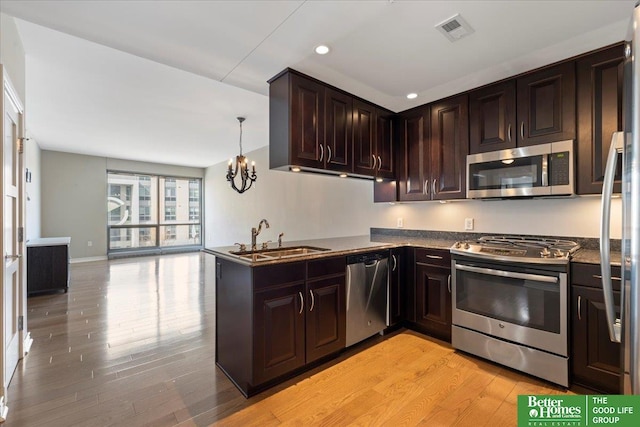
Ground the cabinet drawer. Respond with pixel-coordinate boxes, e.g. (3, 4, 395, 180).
(571, 262, 621, 291)
(308, 256, 346, 279)
(414, 248, 451, 267)
(254, 261, 306, 290)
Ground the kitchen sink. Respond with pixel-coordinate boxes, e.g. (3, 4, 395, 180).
(230, 246, 330, 259)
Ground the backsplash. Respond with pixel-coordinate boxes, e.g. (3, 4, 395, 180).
(371, 227, 621, 252)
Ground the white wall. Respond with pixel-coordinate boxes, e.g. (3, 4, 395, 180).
(204, 146, 387, 247)
(25, 136, 41, 240)
(372, 196, 622, 240)
(0, 13, 26, 102)
(205, 145, 622, 246)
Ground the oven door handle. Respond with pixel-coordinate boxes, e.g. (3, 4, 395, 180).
(455, 264, 558, 284)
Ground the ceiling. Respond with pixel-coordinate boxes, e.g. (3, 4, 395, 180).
(0, 1, 635, 168)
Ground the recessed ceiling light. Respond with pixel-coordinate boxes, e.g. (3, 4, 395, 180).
(339, 173, 348, 178)
(407, 93, 418, 99)
(315, 45, 330, 55)
(291, 167, 301, 172)
(376, 177, 383, 183)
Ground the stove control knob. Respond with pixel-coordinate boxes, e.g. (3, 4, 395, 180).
(454, 242, 461, 249)
(463, 242, 470, 249)
(554, 249, 565, 258)
(540, 248, 551, 257)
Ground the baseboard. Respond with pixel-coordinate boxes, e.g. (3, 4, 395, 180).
(0, 396, 8, 422)
(70, 256, 108, 264)
(23, 332, 33, 354)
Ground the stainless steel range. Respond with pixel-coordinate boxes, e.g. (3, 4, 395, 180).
(450, 236, 580, 387)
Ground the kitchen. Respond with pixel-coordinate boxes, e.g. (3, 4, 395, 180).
(1, 1, 638, 426)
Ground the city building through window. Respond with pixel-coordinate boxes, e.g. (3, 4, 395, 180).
(107, 172, 202, 253)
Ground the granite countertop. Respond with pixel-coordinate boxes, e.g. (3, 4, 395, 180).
(204, 228, 622, 267)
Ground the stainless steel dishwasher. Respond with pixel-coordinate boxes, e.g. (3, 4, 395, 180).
(345, 251, 389, 347)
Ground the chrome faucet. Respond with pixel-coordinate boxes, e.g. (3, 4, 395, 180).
(251, 219, 270, 251)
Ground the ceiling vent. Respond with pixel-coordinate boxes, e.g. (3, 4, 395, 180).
(435, 13, 474, 42)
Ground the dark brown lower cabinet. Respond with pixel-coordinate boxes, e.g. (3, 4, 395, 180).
(27, 242, 70, 294)
(570, 263, 622, 393)
(412, 248, 452, 342)
(216, 256, 345, 397)
(388, 248, 405, 325)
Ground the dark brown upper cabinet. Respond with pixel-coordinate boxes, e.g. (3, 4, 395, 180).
(353, 101, 395, 179)
(517, 61, 576, 147)
(469, 80, 517, 153)
(576, 43, 625, 195)
(398, 106, 430, 201)
(270, 69, 351, 174)
(353, 99, 377, 176)
(325, 87, 353, 173)
(430, 94, 469, 200)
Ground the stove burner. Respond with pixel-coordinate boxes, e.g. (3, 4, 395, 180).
(451, 235, 580, 264)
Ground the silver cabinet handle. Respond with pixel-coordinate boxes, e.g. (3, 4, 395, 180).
(577, 295, 582, 321)
(327, 145, 332, 163)
(372, 154, 377, 170)
(423, 180, 429, 195)
(319, 145, 324, 162)
(4, 254, 22, 260)
(426, 254, 443, 260)
(377, 156, 382, 171)
(593, 274, 622, 282)
(447, 274, 451, 293)
(298, 291, 304, 314)
(309, 289, 315, 312)
(432, 178, 437, 195)
(600, 131, 625, 343)
(520, 122, 525, 140)
(391, 254, 397, 271)
(508, 124, 512, 142)
(455, 263, 558, 283)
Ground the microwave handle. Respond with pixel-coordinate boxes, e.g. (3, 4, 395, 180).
(599, 131, 624, 343)
(541, 154, 548, 187)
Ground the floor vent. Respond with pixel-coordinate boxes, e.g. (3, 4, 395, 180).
(435, 13, 474, 42)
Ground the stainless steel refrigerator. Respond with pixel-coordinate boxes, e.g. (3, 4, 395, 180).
(600, 2, 640, 395)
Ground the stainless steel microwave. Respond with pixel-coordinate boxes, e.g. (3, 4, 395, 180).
(466, 140, 574, 199)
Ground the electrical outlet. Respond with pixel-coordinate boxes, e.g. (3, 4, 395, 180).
(397, 217, 404, 228)
(87, 241, 93, 247)
(464, 218, 474, 231)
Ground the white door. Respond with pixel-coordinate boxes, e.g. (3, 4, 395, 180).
(2, 71, 24, 392)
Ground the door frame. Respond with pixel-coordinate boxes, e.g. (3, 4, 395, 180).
(1, 65, 31, 421)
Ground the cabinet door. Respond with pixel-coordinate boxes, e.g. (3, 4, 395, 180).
(398, 107, 430, 201)
(306, 275, 346, 363)
(415, 263, 452, 341)
(469, 80, 517, 153)
(376, 108, 395, 179)
(517, 61, 576, 147)
(571, 284, 621, 393)
(290, 73, 325, 168)
(353, 99, 377, 176)
(389, 248, 405, 325)
(254, 283, 306, 384)
(576, 44, 624, 195)
(430, 94, 469, 200)
(325, 88, 352, 172)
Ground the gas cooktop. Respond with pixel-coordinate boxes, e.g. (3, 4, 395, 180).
(450, 235, 581, 264)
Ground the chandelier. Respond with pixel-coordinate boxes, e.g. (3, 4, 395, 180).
(226, 117, 257, 194)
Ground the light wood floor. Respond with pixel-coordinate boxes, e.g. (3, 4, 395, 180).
(6, 252, 574, 426)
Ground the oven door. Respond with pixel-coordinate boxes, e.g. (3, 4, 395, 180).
(452, 259, 567, 357)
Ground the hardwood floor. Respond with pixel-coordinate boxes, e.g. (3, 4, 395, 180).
(6, 252, 573, 426)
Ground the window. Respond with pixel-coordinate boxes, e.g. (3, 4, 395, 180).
(165, 225, 176, 240)
(139, 205, 151, 221)
(189, 206, 199, 221)
(165, 206, 176, 221)
(107, 173, 202, 253)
